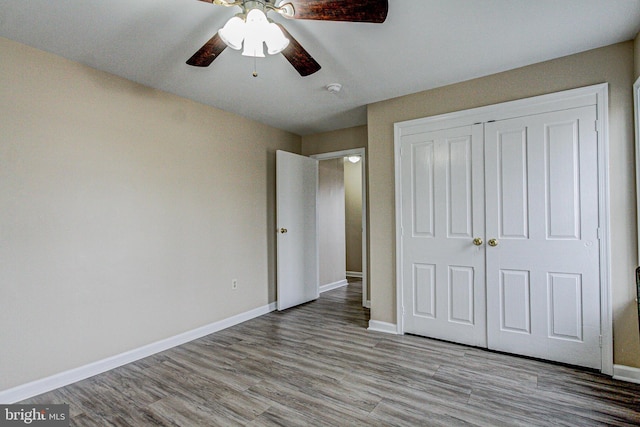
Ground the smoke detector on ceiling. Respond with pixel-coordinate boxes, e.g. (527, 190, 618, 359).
(326, 83, 342, 94)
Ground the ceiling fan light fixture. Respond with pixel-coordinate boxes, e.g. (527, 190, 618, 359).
(188, 0, 388, 76)
(218, 15, 245, 50)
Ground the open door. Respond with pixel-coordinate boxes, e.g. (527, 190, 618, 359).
(276, 150, 319, 311)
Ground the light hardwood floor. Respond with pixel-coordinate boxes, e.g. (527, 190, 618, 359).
(23, 280, 640, 426)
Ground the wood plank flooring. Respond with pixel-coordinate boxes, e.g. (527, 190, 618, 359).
(23, 280, 640, 426)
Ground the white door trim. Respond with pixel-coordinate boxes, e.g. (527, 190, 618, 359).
(634, 77, 640, 263)
(394, 83, 612, 375)
(310, 148, 369, 308)
(395, 84, 602, 135)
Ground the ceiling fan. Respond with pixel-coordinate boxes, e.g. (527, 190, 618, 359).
(186, 0, 388, 76)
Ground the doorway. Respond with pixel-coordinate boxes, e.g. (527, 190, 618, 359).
(311, 148, 368, 307)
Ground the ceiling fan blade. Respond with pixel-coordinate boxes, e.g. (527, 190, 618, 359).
(186, 33, 227, 67)
(277, 24, 321, 77)
(281, 0, 388, 23)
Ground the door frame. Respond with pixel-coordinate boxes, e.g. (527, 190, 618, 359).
(394, 83, 612, 374)
(311, 148, 369, 308)
(634, 77, 640, 263)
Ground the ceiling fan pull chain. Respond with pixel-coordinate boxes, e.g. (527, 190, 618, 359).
(252, 56, 258, 77)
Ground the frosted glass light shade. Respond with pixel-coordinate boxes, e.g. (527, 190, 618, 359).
(218, 16, 245, 50)
(265, 22, 289, 55)
(242, 34, 265, 57)
(242, 9, 268, 57)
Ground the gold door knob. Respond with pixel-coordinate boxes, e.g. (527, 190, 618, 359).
(279, 228, 288, 234)
(488, 238, 498, 247)
(473, 238, 483, 246)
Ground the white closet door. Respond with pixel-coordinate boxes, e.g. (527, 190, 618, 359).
(484, 106, 601, 369)
(400, 124, 486, 347)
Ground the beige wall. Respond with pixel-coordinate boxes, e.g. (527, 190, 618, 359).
(0, 37, 300, 392)
(368, 41, 640, 368)
(345, 159, 363, 273)
(318, 159, 346, 286)
(301, 125, 368, 156)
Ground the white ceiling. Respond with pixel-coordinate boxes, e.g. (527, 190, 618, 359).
(1, 0, 639, 135)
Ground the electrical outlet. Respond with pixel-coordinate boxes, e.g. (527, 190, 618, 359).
(232, 279, 238, 290)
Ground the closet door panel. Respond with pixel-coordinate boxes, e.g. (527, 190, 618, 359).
(485, 106, 601, 370)
(400, 124, 486, 347)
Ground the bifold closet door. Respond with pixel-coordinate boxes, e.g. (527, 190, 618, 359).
(399, 124, 487, 347)
(484, 106, 601, 369)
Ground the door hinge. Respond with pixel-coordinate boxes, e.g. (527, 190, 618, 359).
(594, 120, 599, 132)
(597, 227, 602, 240)
(599, 335, 603, 348)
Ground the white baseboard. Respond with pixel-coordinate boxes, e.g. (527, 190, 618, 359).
(0, 302, 277, 404)
(368, 320, 398, 334)
(346, 271, 363, 278)
(319, 279, 348, 293)
(613, 364, 640, 384)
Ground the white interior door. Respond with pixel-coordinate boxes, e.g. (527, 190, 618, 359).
(399, 124, 487, 347)
(484, 106, 601, 369)
(276, 150, 319, 311)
